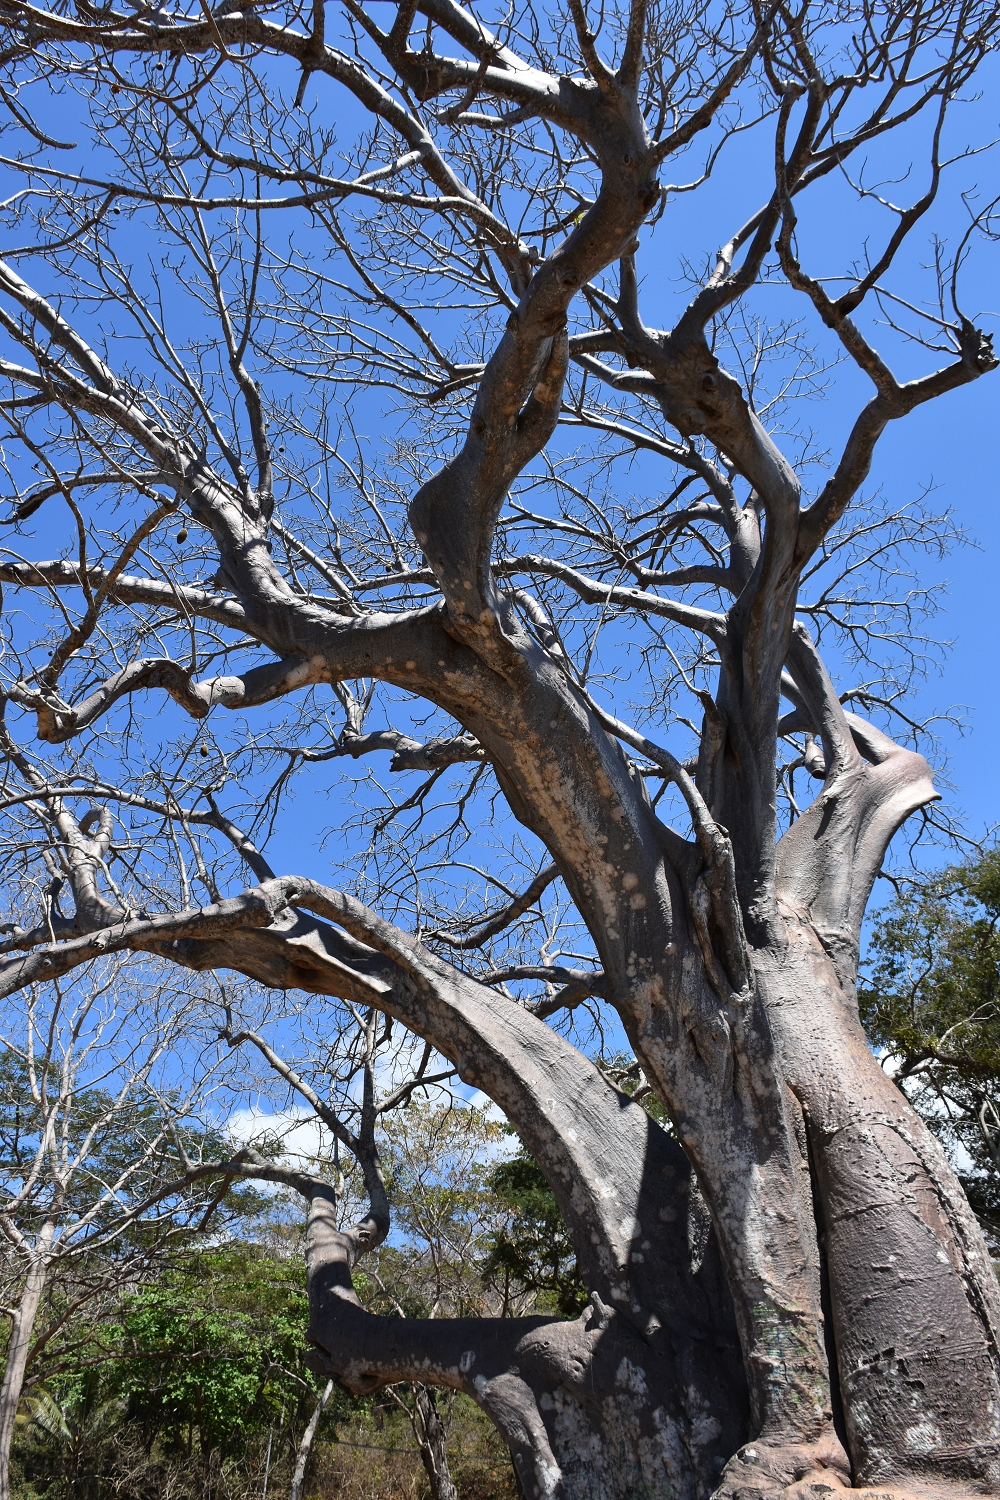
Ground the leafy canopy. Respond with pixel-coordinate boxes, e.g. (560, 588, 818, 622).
(484, 1142, 587, 1320)
(107, 1244, 334, 1450)
(861, 848, 1000, 1243)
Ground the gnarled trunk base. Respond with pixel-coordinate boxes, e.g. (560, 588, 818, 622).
(756, 924, 1000, 1491)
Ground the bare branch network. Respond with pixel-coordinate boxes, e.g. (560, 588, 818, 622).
(0, 0, 997, 1494)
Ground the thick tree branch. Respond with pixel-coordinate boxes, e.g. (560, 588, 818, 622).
(0, 559, 248, 630)
(505, 554, 726, 641)
(0, 885, 289, 1001)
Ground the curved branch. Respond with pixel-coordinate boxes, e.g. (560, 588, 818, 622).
(0, 885, 289, 1000)
(6, 655, 329, 744)
(0, 559, 249, 630)
(335, 727, 487, 772)
(796, 325, 997, 560)
(427, 863, 558, 949)
(775, 714, 938, 994)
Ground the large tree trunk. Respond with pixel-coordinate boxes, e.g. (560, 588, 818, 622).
(0, 1235, 52, 1500)
(2, 1, 999, 1492)
(155, 843, 1000, 1496)
(9, 679, 1000, 1495)
(759, 928, 1000, 1487)
(767, 709, 1000, 1486)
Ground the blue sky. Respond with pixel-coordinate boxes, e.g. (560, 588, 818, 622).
(3, 20, 998, 909)
(1, 6, 998, 1170)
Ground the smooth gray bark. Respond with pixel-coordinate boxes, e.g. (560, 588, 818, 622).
(290, 1379, 334, 1500)
(0, 1234, 52, 1500)
(412, 1386, 459, 1500)
(0, 0, 998, 1492)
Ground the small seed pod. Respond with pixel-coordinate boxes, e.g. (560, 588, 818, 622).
(176, 528, 189, 544)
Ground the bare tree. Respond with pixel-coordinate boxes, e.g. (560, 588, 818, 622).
(0, 0, 997, 1494)
(218, 991, 469, 1500)
(289, 1378, 334, 1500)
(0, 961, 285, 1500)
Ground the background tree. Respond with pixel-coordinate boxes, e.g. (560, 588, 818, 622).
(0, 967, 213, 1499)
(109, 1244, 331, 1482)
(6, 1016, 544, 1500)
(861, 846, 1000, 1248)
(483, 1140, 588, 1321)
(0, 962, 322, 1500)
(367, 1102, 514, 1500)
(0, 0, 997, 1493)
(482, 1052, 667, 1319)
(11, 1240, 346, 1500)
(218, 986, 513, 1500)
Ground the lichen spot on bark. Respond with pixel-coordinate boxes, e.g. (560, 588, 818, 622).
(615, 1357, 649, 1397)
(904, 1418, 942, 1452)
(594, 766, 617, 802)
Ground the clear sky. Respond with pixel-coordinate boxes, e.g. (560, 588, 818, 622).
(3, 27, 998, 891)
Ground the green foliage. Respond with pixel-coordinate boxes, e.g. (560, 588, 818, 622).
(0, 1046, 267, 1249)
(106, 1243, 334, 1451)
(11, 1241, 359, 1500)
(483, 1135, 587, 1318)
(9, 1230, 520, 1500)
(860, 847, 1000, 1242)
(16, 1371, 126, 1484)
(5, 1095, 595, 1495)
(366, 1104, 511, 1320)
(0, 1038, 278, 1432)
